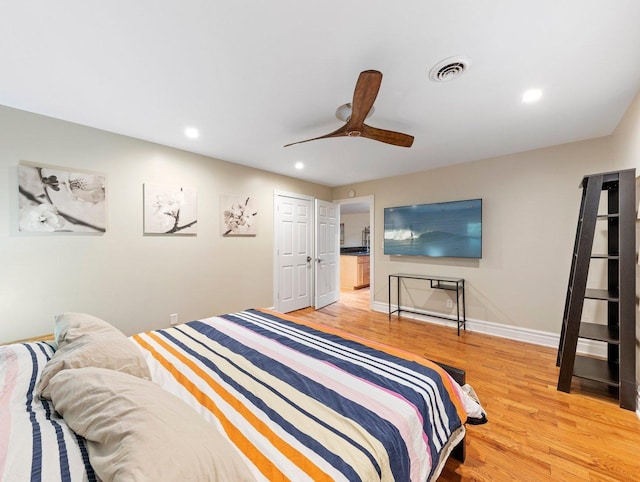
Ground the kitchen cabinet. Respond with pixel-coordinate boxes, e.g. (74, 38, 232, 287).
(340, 255, 370, 290)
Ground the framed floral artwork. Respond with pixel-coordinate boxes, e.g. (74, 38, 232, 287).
(221, 195, 257, 236)
(18, 161, 107, 233)
(143, 183, 197, 235)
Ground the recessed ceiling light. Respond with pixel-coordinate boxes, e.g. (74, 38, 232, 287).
(522, 89, 543, 104)
(184, 127, 199, 139)
(295, 162, 304, 170)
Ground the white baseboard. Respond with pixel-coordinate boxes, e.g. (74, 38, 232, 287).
(372, 301, 607, 358)
(373, 302, 640, 417)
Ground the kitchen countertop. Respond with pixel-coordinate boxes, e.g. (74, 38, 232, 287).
(340, 247, 370, 256)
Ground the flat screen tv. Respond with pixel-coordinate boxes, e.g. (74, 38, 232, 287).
(384, 199, 482, 258)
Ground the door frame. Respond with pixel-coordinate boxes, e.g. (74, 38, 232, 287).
(334, 194, 375, 311)
(273, 190, 371, 312)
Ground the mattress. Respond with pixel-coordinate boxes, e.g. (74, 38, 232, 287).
(132, 309, 468, 481)
(1, 309, 474, 482)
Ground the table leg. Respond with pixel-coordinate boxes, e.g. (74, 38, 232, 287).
(388, 275, 391, 320)
(462, 280, 466, 331)
(397, 277, 401, 317)
(456, 283, 461, 336)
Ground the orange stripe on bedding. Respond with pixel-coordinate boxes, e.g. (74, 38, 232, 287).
(133, 332, 332, 482)
(258, 308, 468, 423)
(133, 333, 286, 480)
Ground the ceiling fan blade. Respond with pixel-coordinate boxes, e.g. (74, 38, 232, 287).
(361, 124, 414, 147)
(347, 70, 382, 129)
(284, 69, 415, 148)
(284, 124, 349, 147)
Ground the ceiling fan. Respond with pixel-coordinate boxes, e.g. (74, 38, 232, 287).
(284, 70, 414, 148)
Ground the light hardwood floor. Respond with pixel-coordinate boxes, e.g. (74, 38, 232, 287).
(291, 288, 640, 482)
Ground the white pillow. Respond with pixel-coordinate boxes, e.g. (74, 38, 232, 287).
(49, 367, 255, 482)
(37, 313, 151, 399)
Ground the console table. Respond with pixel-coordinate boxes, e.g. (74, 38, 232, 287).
(388, 273, 466, 335)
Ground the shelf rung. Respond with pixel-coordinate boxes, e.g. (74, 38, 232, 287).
(584, 288, 619, 301)
(579, 322, 619, 344)
(573, 356, 619, 386)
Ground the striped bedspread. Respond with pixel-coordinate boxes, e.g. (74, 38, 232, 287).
(0, 341, 96, 482)
(132, 309, 467, 482)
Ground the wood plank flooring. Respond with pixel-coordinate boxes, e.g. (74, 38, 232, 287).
(290, 289, 640, 482)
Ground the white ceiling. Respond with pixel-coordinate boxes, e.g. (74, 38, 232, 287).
(2, 1, 640, 187)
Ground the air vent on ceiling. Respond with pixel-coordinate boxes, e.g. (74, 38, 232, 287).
(429, 56, 470, 82)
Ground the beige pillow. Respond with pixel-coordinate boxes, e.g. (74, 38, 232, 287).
(49, 367, 255, 482)
(37, 313, 151, 399)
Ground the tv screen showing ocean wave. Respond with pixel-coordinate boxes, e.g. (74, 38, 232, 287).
(384, 199, 482, 258)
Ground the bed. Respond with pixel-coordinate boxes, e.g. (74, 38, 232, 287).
(0, 309, 485, 481)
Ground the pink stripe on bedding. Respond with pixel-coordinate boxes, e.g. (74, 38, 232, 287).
(134, 309, 468, 482)
(0, 349, 19, 476)
(203, 316, 431, 480)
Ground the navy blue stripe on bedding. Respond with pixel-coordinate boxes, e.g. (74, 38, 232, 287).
(217, 309, 464, 480)
(223, 310, 461, 445)
(72, 432, 97, 482)
(230, 309, 451, 438)
(35, 342, 52, 360)
(40, 398, 70, 482)
(31, 344, 70, 481)
(22, 342, 96, 482)
(24, 344, 43, 482)
(159, 327, 375, 481)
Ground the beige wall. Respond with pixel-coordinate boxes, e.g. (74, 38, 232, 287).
(3, 88, 638, 356)
(333, 137, 614, 334)
(341, 212, 370, 247)
(0, 105, 331, 343)
(610, 89, 640, 394)
(333, 87, 640, 396)
(612, 89, 640, 172)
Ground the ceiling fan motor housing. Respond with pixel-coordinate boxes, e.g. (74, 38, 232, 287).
(336, 103, 375, 123)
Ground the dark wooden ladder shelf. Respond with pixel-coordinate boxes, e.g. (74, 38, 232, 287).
(556, 169, 636, 411)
